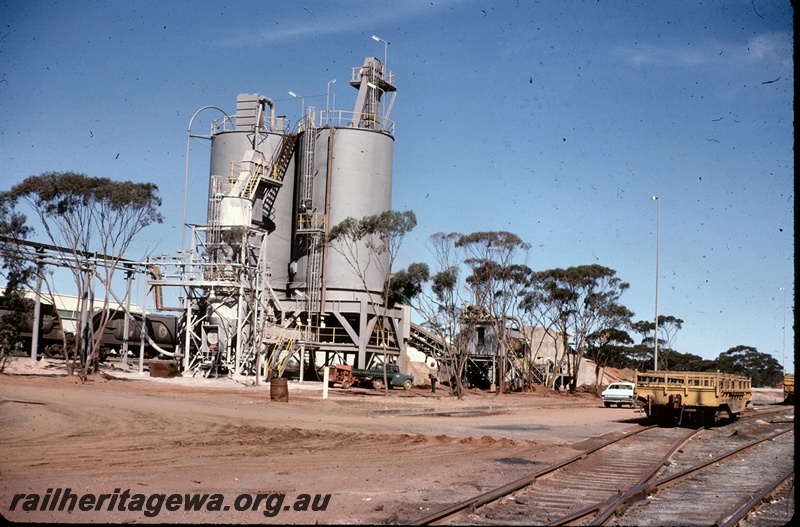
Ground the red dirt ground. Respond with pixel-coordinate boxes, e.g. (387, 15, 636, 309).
(0, 358, 784, 524)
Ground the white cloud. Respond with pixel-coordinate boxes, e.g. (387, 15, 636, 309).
(744, 32, 793, 63)
(623, 44, 709, 67)
(617, 31, 792, 70)
(211, 0, 473, 48)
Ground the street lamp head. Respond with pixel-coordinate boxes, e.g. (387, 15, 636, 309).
(288, 91, 299, 98)
(651, 195, 659, 201)
(372, 35, 381, 42)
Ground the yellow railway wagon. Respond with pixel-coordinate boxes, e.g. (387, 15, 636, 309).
(784, 374, 794, 404)
(634, 370, 752, 426)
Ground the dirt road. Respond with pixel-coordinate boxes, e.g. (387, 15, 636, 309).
(0, 359, 784, 524)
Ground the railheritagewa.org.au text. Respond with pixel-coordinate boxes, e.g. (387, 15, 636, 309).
(9, 488, 331, 518)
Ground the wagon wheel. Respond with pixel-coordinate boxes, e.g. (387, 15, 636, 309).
(403, 379, 413, 390)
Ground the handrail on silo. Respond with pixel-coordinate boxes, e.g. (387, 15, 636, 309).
(319, 109, 394, 134)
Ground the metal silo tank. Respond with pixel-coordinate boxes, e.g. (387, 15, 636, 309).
(325, 127, 394, 294)
(208, 128, 295, 290)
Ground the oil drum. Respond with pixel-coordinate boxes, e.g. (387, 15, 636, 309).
(270, 378, 289, 402)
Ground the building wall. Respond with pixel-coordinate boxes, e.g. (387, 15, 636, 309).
(24, 291, 143, 334)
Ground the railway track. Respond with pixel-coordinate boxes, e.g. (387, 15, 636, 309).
(406, 405, 793, 526)
(615, 409, 794, 526)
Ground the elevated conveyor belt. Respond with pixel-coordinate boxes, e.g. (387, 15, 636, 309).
(408, 322, 445, 358)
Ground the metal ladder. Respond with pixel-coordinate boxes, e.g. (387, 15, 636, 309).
(298, 109, 317, 214)
(207, 177, 223, 246)
(295, 109, 324, 314)
(305, 233, 324, 313)
(206, 177, 224, 280)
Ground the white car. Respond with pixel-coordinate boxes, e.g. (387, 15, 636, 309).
(601, 382, 636, 408)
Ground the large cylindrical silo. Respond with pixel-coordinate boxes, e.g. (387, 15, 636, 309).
(208, 102, 295, 291)
(204, 93, 295, 359)
(323, 127, 394, 296)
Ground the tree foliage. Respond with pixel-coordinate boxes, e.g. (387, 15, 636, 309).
(328, 210, 416, 293)
(631, 315, 683, 370)
(386, 262, 429, 308)
(456, 231, 530, 314)
(716, 345, 783, 387)
(585, 327, 634, 386)
(524, 264, 633, 391)
(410, 232, 470, 397)
(1, 172, 163, 377)
(456, 231, 531, 392)
(327, 210, 416, 394)
(665, 350, 716, 372)
(406, 228, 779, 391)
(0, 196, 35, 370)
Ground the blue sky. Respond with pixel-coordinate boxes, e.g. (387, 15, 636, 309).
(1, 1, 794, 372)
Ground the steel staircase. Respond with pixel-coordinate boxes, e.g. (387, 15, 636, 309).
(267, 323, 298, 376)
(240, 155, 269, 200)
(262, 132, 298, 217)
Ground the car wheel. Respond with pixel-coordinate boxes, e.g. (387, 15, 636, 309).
(616, 403, 623, 408)
(403, 379, 413, 390)
(372, 378, 384, 390)
(604, 402, 611, 408)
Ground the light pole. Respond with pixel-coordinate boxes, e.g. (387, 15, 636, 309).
(371, 35, 388, 72)
(288, 91, 306, 117)
(651, 195, 660, 370)
(780, 286, 786, 372)
(326, 78, 336, 115)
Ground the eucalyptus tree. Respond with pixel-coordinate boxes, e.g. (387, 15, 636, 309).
(585, 327, 633, 387)
(631, 315, 683, 370)
(410, 232, 470, 398)
(655, 315, 683, 369)
(716, 345, 783, 387)
(455, 231, 530, 393)
(2, 172, 163, 377)
(327, 210, 416, 394)
(525, 264, 633, 392)
(665, 350, 716, 372)
(385, 262, 430, 308)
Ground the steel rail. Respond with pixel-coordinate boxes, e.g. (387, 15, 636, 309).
(404, 425, 658, 526)
(404, 407, 791, 526)
(717, 466, 794, 527)
(542, 427, 699, 526)
(589, 427, 794, 526)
